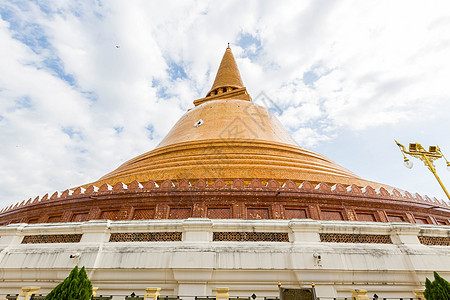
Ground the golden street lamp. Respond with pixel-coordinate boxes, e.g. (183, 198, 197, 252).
(395, 140, 450, 200)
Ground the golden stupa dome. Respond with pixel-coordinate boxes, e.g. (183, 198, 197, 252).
(92, 46, 387, 190)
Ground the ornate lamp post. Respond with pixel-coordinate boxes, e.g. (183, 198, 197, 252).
(395, 140, 450, 200)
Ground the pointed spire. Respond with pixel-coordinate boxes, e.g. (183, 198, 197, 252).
(193, 45, 251, 106)
(207, 45, 244, 97)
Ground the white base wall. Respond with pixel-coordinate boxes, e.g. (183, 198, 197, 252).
(0, 219, 449, 299)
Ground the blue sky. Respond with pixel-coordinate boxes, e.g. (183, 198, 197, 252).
(1, 0, 450, 208)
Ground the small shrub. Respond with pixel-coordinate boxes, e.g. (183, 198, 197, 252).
(424, 271, 450, 300)
(45, 265, 93, 300)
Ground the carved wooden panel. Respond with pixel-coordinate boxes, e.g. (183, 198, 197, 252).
(418, 236, 450, 246)
(284, 208, 307, 219)
(132, 209, 155, 220)
(436, 219, 449, 225)
(356, 213, 376, 222)
(321, 210, 344, 220)
(22, 234, 82, 244)
(71, 213, 89, 222)
(46, 215, 61, 223)
(247, 208, 269, 219)
(27, 218, 39, 224)
(414, 217, 429, 224)
(168, 208, 191, 219)
(320, 233, 392, 244)
(213, 232, 289, 242)
(99, 210, 120, 220)
(387, 215, 405, 222)
(207, 208, 231, 219)
(109, 232, 182, 242)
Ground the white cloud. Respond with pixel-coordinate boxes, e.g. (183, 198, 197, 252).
(1, 0, 450, 208)
(292, 127, 331, 148)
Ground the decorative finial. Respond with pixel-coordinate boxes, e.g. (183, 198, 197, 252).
(227, 42, 230, 48)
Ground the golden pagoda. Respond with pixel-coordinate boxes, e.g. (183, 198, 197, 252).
(93, 46, 386, 190)
(0, 45, 449, 300)
(0, 46, 449, 224)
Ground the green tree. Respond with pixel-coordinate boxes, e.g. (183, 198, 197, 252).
(78, 266, 93, 300)
(45, 265, 93, 300)
(424, 271, 450, 300)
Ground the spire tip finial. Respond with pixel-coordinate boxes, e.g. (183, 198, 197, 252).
(227, 42, 230, 49)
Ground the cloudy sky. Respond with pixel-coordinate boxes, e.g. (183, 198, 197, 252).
(1, 0, 450, 208)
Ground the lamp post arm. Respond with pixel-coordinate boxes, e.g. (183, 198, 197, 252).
(438, 146, 450, 166)
(395, 140, 409, 161)
(421, 154, 450, 201)
(395, 140, 407, 153)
